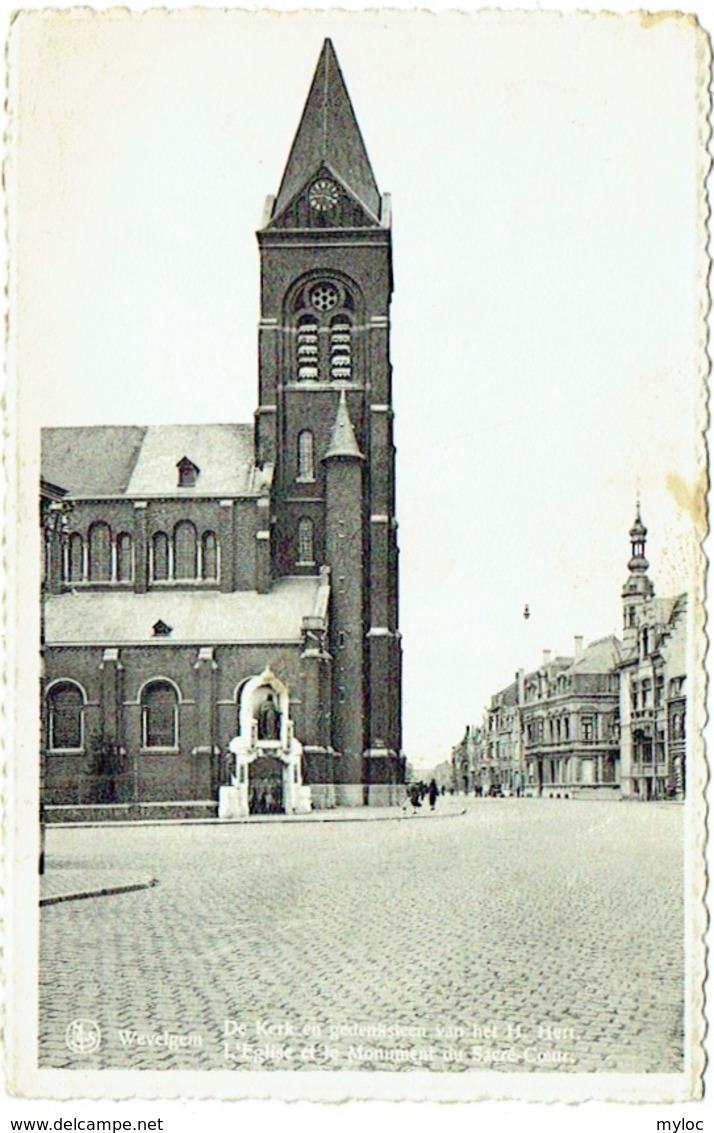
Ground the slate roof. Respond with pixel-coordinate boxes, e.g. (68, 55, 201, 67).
(570, 635, 622, 674)
(45, 577, 325, 645)
(42, 426, 147, 496)
(41, 424, 260, 498)
(272, 39, 381, 222)
(661, 594, 687, 675)
(125, 425, 255, 496)
(491, 681, 518, 709)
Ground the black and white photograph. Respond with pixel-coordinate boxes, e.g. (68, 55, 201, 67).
(5, 2, 709, 1112)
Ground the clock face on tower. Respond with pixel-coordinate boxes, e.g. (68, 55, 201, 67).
(308, 178, 340, 212)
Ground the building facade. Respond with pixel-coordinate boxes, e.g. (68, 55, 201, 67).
(455, 509, 687, 801)
(452, 725, 481, 794)
(41, 41, 404, 817)
(618, 509, 687, 800)
(519, 639, 621, 797)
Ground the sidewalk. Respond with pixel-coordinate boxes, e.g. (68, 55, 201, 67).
(48, 799, 466, 830)
(41, 801, 465, 904)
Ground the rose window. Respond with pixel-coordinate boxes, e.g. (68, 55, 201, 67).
(310, 283, 339, 312)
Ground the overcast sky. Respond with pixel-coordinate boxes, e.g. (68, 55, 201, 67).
(11, 8, 707, 765)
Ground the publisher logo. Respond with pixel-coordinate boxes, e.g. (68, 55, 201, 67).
(66, 1018, 101, 1054)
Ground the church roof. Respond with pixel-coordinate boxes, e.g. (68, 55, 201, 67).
(273, 39, 381, 221)
(323, 391, 363, 461)
(41, 424, 261, 498)
(45, 577, 325, 645)
(42, 426, 146, 496)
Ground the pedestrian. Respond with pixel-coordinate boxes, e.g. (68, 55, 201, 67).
(410, 783, 421, 810)
(428, 778, 438, 811)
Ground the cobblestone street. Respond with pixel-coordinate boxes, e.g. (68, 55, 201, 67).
(39, 800, 684, 1075)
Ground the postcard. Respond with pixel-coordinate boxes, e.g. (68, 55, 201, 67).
(5, 6, 709, 1104)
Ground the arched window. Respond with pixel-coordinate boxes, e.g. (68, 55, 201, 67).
(297, 430, 315, 482)
(67, 533, 84, 582)
(293, 281, 355, 383)
(141, 681, 179, 749)
(88, 522, 111, 581)
(297, 517, 314, 564)
(296, 316, 319, 380)
(174, 521, 198, 579)
(116, 533, 133, 581)
(330, 316, 352, 380)
(234, 678, 250, 738)
(47, 681, 84, 750)
(152, 531, 169, 581)
(201, 531, 218, 579)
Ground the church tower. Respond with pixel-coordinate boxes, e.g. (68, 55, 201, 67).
(256, 40, 403, 804)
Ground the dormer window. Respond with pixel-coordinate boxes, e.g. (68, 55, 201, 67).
(177, 457, 200, 488)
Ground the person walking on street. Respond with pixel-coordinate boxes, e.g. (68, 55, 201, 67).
(428, 779, 439, 811)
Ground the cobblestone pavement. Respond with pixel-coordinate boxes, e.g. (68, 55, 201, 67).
(39, 800, 684, 1075)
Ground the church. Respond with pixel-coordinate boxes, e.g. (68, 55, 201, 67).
(40, 40, 405, 818)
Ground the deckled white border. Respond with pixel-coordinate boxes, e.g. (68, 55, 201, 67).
(3, 1, 711, 1107)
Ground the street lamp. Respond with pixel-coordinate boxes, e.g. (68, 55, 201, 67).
(39, 494, 73, 874)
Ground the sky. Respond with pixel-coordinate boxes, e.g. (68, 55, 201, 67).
(10, 7, 707, 765)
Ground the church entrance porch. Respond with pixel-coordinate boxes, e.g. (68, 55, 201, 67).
(249, 753, 285, 814)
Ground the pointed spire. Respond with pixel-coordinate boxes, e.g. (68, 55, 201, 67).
(324, 391, 364, 461)
(626, 499, 652, 585)
(630, 497, 646, 542)
(622, 498, 654, 608)
(274, 39, 380, 220)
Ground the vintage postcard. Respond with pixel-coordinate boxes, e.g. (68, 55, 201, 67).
(4, 5, 709, 1106)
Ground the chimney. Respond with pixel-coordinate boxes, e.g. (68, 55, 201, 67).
(542, 649, 552, 666)
(574, 635, 584, 662)
(516, 668, 525, 704)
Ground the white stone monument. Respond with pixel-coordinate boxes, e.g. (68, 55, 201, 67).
(218, 667, 312, 818)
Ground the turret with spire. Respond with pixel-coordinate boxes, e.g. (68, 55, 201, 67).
(622, 501, 654, 650)
(322, 391, 366, 800)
